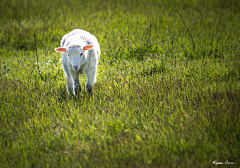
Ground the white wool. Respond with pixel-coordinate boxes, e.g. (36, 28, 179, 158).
(55, 29, 100, 94)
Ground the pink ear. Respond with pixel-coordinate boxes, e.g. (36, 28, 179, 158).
(54, 47, 67, 52)
(83, 45, 93, 51)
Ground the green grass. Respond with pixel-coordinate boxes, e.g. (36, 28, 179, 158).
(0, 0, 240, 167)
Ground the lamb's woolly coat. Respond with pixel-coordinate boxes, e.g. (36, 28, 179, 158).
(55, 29, 100, 94)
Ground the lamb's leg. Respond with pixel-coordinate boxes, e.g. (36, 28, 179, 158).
(70, 71, 81, 95)
(62, 54, 74, 95)
(86, 69, 96, 95)
(67, 77, 74, 95)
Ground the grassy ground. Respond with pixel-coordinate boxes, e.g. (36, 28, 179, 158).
(0, 0, 240, 167)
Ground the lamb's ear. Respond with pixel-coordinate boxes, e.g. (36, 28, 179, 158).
(54, 47, 67, 53)
(83, 45, 93, 51)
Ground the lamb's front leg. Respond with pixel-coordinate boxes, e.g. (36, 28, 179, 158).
(62, 54, 74, 95)
(86, 69, 96, 95)
(66, 76, 74, 95)
(70, 71, 81, 95)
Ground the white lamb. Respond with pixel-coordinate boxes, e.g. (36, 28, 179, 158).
(55, 29, 100, 95)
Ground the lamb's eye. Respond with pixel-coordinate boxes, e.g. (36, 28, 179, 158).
(80, 53, 83, 56)
(67, 54, 70, 56)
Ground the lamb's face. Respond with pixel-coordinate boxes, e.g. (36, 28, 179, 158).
(55, 44, 93, 71)
(66, 47, 86, 71)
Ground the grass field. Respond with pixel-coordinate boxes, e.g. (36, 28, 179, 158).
(0, 0, 240, 167)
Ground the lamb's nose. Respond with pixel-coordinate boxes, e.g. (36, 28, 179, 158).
(73, 66, 78, 70)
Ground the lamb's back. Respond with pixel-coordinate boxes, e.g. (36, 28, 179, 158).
(61, 29, 98, 48)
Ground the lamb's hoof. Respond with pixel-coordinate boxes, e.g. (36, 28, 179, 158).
(74, 86, 82, 96)
(87, 86, 93, 96)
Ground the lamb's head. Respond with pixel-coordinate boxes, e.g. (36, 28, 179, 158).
(55, 44, 93, 71)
